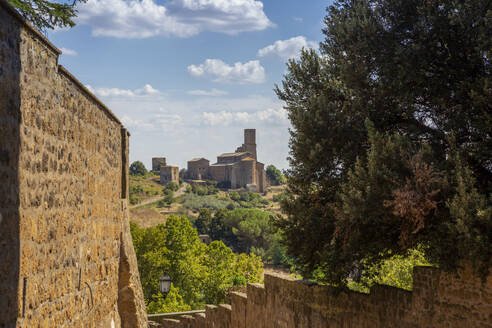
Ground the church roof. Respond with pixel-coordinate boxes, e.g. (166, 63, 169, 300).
(218, 152, 248, 158)
(210, 163, 235, 167)
(189, 157, 209, 162)
(241, 157, 255, 161)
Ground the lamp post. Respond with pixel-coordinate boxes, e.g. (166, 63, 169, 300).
(159, 272, 172, 298)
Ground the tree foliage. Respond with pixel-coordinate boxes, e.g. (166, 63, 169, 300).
(266, 165, 287, 186)
(131, 216, 263, 313)
(346, 247, 431, 293)
(8, 0, 87, 32)
(130, 161, 147, 176)
(275, 0, 492, 285)
(193, 208, 294, 267)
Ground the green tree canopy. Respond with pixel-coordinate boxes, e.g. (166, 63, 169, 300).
(275, 0, 492, 285)
(8, 0, 86, 31)
(130, 161, 147, 176)
(131, 216, 263, 313)
(266, 165, 287, 186)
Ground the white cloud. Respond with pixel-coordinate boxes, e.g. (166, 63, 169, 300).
(60, 47, 78, 56)
(187, 88, 228, 96)
(76, 0, 273, 39)
(121, 112, 183, 132)
(188, 59, 265, 84)
(202, 108, 288, 126)
(85, 84, 159, 97)
(258, 36, 318, 60)
(88, 85, 290, 170)
(293, 17, 303, 22)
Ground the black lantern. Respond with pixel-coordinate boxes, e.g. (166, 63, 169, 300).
(159, 272, 172, 297)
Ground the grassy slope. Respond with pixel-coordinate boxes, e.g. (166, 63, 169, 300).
(129, 176, 287, 228)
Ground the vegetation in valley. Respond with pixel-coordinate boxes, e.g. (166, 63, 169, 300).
(266, 165, 286, 186)
(131, 216, 263, 313)
(193, 208, 294, 268)
(129, 172, 164, 205)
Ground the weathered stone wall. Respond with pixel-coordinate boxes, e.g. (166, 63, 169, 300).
(160, 166, 179, 185)
(152, 157, 166, 172)
(235, 129, 257, 161)
(237, 159, 255, 189)
(208, 164, 232, 183)
(255, 162, 265, 193)
(0, 5, 22, 326)
(157, 266, 492, 328)
(0, 1, 147, 327)
(187, 159, 209, 180)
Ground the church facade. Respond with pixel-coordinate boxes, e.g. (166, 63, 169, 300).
(187, 129, 266, 192)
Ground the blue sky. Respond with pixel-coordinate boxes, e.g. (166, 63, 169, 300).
(48, 0, 331, 170)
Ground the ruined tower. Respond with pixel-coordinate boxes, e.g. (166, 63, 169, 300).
(237, 129, 257, 160)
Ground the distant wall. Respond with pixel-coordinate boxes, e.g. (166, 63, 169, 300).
(209, 165, 232, 183)
(160, 166, 179, 185)
(237, 160, 255, 188)
(152, 158, 167, 172)
(157, 266, 492, 328)
(187, 159, 209, 180)
(0, 1, 147, 327)
(256, 162, 265, 193)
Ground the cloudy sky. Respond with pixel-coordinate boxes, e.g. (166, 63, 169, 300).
(49, 0, 330, 170)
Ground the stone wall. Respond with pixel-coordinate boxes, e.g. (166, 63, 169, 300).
(157, 266, 492, 328)
(0, 1, 147, 327)
(160, 166, 179, 185)
(0, 4, 22, 325)
(152, 158, 167, 172)
(187, 159, 209, 180)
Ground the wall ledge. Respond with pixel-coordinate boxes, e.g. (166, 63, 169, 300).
(0, 0, 61, 55)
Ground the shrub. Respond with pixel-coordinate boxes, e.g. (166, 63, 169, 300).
(130, 161, 147, 176)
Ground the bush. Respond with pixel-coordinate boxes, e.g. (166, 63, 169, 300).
(181, 194, 233, 211)
(266, 165, 286, 186)
(346, 247, 432, 293)
(164, 182, 179, 194)
(190, 183, 219, 196)
(130, 195, 141, 205)
(272, 192, 288, 203)
(217, 181, 232, 189)
(130, 161, 147, 176)
(229, 192, 240, 201)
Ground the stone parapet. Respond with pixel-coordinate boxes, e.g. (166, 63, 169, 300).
(157, 265, 492, 328)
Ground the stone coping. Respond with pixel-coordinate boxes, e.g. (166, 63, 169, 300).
(58, 65, 123, 126)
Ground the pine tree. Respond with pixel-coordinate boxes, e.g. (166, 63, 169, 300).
(275, 0, 492, 284)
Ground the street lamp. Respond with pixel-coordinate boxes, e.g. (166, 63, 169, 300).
(159, 272, 172, 297)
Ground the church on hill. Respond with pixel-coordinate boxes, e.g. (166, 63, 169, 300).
(187, 129, 266, 192)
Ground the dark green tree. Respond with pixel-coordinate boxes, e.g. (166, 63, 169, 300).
(266, 165, 287, 186)
(130, 161, 147, 176)
(275, 0, 492, 285)
(195, 209, 212, 234)
(8, 0, 87, 32)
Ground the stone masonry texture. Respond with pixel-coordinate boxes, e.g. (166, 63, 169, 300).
(0, 1, 147, 327)
(157, 266, 492, 328)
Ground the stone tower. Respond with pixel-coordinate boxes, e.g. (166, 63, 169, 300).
(242, 129, 257, 160)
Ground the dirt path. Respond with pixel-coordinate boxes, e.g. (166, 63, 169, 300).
(130, 182, 188, 209)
